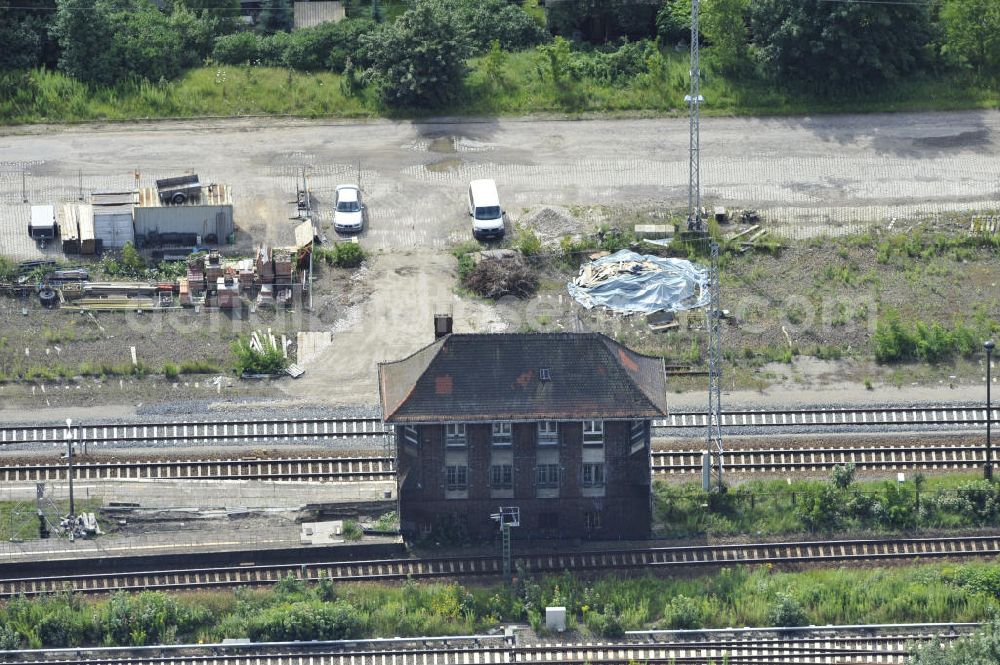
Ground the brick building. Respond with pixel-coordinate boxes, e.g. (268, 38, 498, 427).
(378, 332, 668, 541)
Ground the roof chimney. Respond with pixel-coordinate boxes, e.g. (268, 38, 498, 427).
(434, 313, 453, 339)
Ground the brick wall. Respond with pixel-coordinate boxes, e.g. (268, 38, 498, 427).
(398, 420, 652, 540)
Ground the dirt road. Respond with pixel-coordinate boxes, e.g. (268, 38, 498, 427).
(2, 111, 1000, 259)
(1, 112, 998, 410)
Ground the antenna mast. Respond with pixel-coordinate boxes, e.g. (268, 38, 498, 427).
(686, 0, 704, 232)
(706, 241, 724, 491)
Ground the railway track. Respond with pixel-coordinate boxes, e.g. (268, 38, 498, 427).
(2, 624, 979, 665)
(1, 440, 993, 482)
(0, 624, 973, 665)
(0, 405, 995, 449)
(0, 456, 396, 482)
(3, 535, 998, 597)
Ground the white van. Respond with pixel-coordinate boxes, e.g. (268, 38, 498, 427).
(468, 179, 505, 240)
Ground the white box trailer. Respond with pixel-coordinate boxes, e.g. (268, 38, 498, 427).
(29, 205, 56, 240)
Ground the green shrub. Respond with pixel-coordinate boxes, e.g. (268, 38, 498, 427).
(831, 463, 855, 490)
(767, 593, 807, 627)
(162, 362, 179, 380)
(341, 520, 363, 541)
(583, 609, 624, 637)
(515, 227, 542, 257)
(36, 605, 91, 647)
(663, 594, 702, 629)
(212, 32, 262, 64)
(0, 623, 20, 649)
(231, 335, 288, 375)
(246, 600, 363, 641)
(318, 243, 366, 269)
(103, 591, 207, 646)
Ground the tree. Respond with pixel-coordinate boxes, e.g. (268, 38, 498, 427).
(701, 0, 748, 74)
(52, 0, 120, 85)
(940, 0, 1000, 88)
(108, 6, 186, 81)
(364, 0, 470, 108)
(748, 0, 931, 96)
(256, 0, 293, 35)
(0, 4, 55, 70)
(547, 0, 658, 42)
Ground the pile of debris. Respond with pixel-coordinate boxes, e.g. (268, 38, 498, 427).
(567, 249, 709, 315)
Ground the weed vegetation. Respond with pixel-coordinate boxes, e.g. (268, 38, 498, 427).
(654, 467, 1000, 538)
(4, 561, 1000, 647)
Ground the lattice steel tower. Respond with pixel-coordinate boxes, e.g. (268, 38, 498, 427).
(705, 241, 724, 491)
(686, 0, 704, 231)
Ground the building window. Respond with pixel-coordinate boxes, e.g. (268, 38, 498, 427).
(491, 422, 512, 446)
(539, 512, 559, 529)
(582, 463, 605, 486)
(446, 465, 468, 491)
(584, 511, 602, 530)
(537, 421, 559, 445)
(583, 420, 604, 445)
(490, 464, 513, 489)
(445, 423, 467, 447)
(536, 464, 560, 487)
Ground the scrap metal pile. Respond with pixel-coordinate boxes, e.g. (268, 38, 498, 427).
(567, 249, 709, 315)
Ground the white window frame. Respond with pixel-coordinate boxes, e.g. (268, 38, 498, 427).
(537, 421, 559, 445)
(582, 463, 605, 487)
(445, 423, 467, 447)
(583, 420, 604, 445)
(585, 511, 602, 530)
(491, 421, 513, 446)
(490, 464, 513, 489)
(536, 463, 560, 487)
(446, 464, 468, 491)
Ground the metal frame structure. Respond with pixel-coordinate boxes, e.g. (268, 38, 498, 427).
(705, 242, 724, 491)
(685, 0, 704, 231)
(490, 506, 520, 580)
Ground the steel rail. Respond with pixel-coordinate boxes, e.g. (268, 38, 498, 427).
(0, 626, 969, 665)
(0, 440, 994, 482)
(0, 405, 996, 449)
(2, 535, 998, 597)
(0, 456, 396, 482)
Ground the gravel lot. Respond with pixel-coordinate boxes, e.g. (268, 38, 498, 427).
(0, 112, 998, 414)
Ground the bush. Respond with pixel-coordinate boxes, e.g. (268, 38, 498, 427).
(212, 32, 262, 64)
(583, 609, 624, 637)
(231, 335, 288, 375)
(103, 591, 207, 646)
(318, 242, 366, 269)
(831, 463, 855, 490)
(282, 19, 375, 71)
(514, 227, 542, 257)
(341, 520, 363, 541)
(663, 595, 702, 629)
(0, 623, 20, 649)
(162, 362, 179, 380)
(36, 606, 91, 647)
(767, 593, 807, 627)
(461, 256, 539, 299)
(246, 600, 363, 641)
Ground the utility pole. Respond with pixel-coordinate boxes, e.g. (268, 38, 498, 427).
(491, 507, 520, 581)
(685, 0, 704, 232)
(986, 340, 995, 481)
(64, 419, 75, 518)
(704, 241, 724, 491)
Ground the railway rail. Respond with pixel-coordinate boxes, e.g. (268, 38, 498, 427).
(1, 440, 994, 482)
(0, 405, 995, 449)
(0, 632, 962, 665)
(2, 535, 998, 597)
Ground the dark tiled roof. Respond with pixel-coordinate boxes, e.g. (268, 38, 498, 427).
(379, 333, 667, 423)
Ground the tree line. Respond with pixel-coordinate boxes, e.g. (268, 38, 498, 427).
(0, 0, 997, 110)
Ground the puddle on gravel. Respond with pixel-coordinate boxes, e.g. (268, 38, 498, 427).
(426, 158, 462, 172)
(428, 136, 456, 153)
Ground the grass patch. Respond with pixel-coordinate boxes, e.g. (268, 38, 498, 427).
(3, 45, 1000, 124)
(653, 470, 1000, 539)
(3, 562, 1000, 647)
